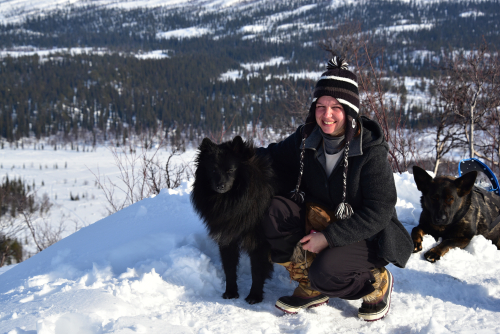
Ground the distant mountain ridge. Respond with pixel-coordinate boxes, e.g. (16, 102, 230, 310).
(1, 0, 498, 60)
(0, 0, 493, 24)
(0, 0, 498, 144)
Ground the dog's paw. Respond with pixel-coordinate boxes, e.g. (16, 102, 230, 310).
(413, 241, 422, 253)
(222, 291, 239, 299)
(424, 249, 441, 263)
(245, 293, 263, 304)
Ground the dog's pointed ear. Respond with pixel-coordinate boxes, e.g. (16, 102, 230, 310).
(199, 138, 215, 151)
(231, 136, 245, 153)
(455, 171, 477, 197)
(413, 166, 433, 194)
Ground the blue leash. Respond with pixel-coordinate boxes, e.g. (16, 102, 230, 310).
(458, 158, 500, 196)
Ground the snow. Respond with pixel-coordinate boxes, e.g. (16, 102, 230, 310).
(0, 143, 197, 256)
(0, 0, 251, 24)
(459, 11, 485, 18)
(0, 46, 166, 61)
(219, 57, 289, 81)
(219, 69, 242, 81)
(264, 4, 318, 24)
(156, 27, 213, 40)
(376, 23, 435, 34)
(0, 0, 318, 25)
(219, 58, 323, 82)
(239, 24, 268, 34)
(241, 57, 288, 71)
(0, 146, 117, 241)
(0, 0, 496, 26)
(276, 71, 323, 81)
(1, 144, 500, 333)
(0, 47, 110, 59)
(238, 4, 318, 37)
(134, 50, 170, 59)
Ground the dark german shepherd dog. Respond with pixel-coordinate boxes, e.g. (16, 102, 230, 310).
(191, 136, 275, 304)
(412, 166, 500, 262)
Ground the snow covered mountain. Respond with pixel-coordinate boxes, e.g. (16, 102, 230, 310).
(1, 0, 498, 55)
(1, 0, 498, 156)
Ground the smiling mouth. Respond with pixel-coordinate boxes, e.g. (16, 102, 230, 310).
(323, 121, 336, 125)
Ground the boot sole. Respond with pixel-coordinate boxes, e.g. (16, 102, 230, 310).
(358, 270, 393, 322)
(275, 296, 329, 314)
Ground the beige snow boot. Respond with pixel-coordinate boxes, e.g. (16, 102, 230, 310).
(358, 267, 393, 321)
(275, 243, 329, 314)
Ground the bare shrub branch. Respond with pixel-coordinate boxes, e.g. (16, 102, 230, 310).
(436, 40, 500, 172)
(279, 79, 315, 140)
(322, 21, 419, 173)
(1, 176, 58, 264)
(17, 190, 61, 253)
(90, 133, 192, 215)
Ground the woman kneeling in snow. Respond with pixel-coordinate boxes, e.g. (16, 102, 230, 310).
(258, 57, 413, 321)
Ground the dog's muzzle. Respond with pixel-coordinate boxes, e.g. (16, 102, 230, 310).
(433, 213, 449, 225)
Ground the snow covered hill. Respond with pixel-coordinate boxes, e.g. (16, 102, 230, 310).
(0, 0, 488, 24)
(1, 172, 500, 333)
(2, 0, 296, 24)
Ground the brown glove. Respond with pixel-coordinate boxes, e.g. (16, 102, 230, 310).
(305, 203, 338, 234)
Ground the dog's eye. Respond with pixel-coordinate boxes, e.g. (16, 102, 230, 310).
(227, 169, 235, 174)
(446, 196, 454, 204)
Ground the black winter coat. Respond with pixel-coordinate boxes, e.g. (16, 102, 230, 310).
(260, 116, 413, 268)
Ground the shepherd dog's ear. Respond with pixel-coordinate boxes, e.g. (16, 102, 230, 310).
(455, 171, 477, 197)
(199, 138, 215, 152)
(413, 166, 433, 195)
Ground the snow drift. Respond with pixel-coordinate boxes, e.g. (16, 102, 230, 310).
(1, 173, 500, 333)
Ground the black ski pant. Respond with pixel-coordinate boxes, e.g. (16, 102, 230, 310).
(262, 196, 388, 300)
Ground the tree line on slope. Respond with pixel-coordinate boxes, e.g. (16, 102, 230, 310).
(0, 52, 317, 145)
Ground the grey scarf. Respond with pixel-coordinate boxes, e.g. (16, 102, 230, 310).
(319, 128, 345, 154)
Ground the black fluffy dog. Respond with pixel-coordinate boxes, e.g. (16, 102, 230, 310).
(191, 136, 275, 304)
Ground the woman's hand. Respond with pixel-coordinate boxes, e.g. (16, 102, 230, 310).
(300, 232, 328, 253)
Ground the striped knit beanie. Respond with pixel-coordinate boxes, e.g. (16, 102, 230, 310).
(304, 57, 359, 136)
(291, 57, 359, 220)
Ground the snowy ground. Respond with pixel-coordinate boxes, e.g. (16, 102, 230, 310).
(0, 142, 197, 256)
(1, 146, 500, 333)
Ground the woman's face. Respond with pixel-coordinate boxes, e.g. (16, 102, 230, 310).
(315, 96, 346, 136)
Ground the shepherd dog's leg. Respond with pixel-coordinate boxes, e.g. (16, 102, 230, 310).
(487, 216, 500, 249)
(411, 226, 426, 253)
(424, 238, 471, 262)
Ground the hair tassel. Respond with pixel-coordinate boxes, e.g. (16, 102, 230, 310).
(290, 189, 305, 204)
(335, 202, 353, 220)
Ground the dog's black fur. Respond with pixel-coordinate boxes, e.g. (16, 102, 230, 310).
(412, 166, 500, 262)
(191, 136, 275, 304)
